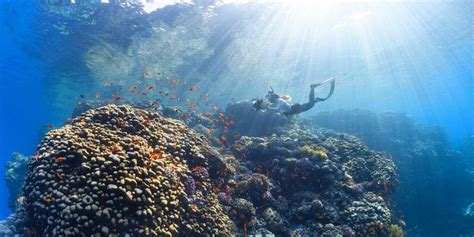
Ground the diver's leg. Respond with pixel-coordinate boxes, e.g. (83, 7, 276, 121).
(299, 86, 317, 112)
(309, 85, 316, 104)
(286, 87, 317, 116)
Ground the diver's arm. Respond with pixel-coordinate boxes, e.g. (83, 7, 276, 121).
(267, 101, 280, 110)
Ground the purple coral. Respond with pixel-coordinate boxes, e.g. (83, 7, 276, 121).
(193, 166, 209, 178)
(217, 192, 233, 205)
(184, 176, 196, 196)
(341, 225, 355, 236)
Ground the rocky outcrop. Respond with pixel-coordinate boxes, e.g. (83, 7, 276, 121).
(224, 100, 295, 137)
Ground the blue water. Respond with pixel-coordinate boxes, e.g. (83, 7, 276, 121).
(0, 0, 472, 234)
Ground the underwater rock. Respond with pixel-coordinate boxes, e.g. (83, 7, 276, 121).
(21, 104, 233, 236)
(262, 207, 286, 234)
(224, 100, 295, 137)
(5, 152, 29, 212)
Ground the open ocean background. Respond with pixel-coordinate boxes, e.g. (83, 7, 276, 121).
(0, 0, 472, 235)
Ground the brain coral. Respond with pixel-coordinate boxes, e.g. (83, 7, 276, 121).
(22, 104, 232, 236)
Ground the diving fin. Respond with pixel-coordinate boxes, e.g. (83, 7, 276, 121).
(318, 73, 346, 85)
(315, 78, 336, 102)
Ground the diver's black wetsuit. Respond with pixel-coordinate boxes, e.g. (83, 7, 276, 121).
(283, 79, 335, 116)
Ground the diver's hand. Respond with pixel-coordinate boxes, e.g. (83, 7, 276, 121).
(253, 99, 265, 111)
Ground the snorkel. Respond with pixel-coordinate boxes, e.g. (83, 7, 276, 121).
(266, 86, 279, 102)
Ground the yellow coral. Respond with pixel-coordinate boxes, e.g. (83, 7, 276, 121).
(299, 145, 328, 159)
(388, 224, 405, 237)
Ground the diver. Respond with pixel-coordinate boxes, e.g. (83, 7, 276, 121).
(253, 76, 339, 116)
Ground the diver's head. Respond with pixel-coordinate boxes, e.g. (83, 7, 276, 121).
(266, 90, 279, 103)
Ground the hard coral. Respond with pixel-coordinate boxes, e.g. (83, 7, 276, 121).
(299, 145, 328, 159)
(228, 125, 398, 236)
(388, 224, 405, 237)
(21, 104, 232, 236)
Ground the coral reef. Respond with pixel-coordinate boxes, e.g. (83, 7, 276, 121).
(2, 103, 405, 236)
(5, 152, 29, 212)
(388, 224, 405, 237)
(222, 124, 397, 236)
(20, 104, 233, 236)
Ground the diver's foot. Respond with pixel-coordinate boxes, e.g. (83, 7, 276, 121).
(310, 83, 321, 89)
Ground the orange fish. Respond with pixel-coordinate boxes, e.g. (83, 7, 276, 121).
(55, 156, 66, 163)
(33, 153, 40, 160)
(226, 186, 233, 196)
(193, 166, 202, 173)
(219, 113, 225, 118)
(150, 152, 163, 160)
(111, 145, 120, 153)
(147, 86, 154, 90)
(55, 172, 63, 180)
(234, 133, 241, 139)
(95, 92, 101, 99)
(114, 95, 121, 101)
(47, 124, 54, 130)
(220, 136, 228, 143)
(43, 196, 53, 205)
